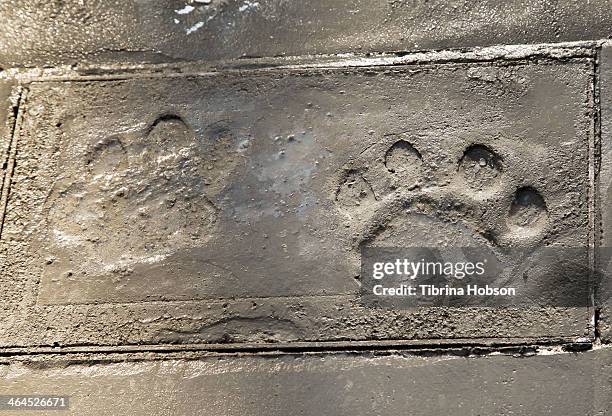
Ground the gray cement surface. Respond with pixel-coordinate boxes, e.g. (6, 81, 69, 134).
(0, 2, 610, 415)
(0, 1, 612, 68)
(0, 347, 608, 415)
(600, 44, 612, 343)
(0, 50, 596, 347)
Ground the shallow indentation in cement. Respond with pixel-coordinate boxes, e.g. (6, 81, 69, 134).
(384, 140, 423, 186)
(458, 144, 502, 191)
(39, 114, 218, 296)
(507, 186, 549, 233)
(336, 170, 377, 213)
(86, 137, 128, 176)
(364, 201, 490, 249)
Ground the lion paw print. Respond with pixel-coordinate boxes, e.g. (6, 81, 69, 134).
(335, 134, 550, 249)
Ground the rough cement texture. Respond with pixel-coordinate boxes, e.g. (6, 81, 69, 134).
(0, 1, 612, 68)
(600, 44, 612, 343)
(0, 3, 610, 415)
(0, 81, 15, 193)
(0, 348, 608, 415)
(0, 53, 595, 347)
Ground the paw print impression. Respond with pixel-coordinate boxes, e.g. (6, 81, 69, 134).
(336, 170, 377, 216)
(458, 144, 503, 191)
(385, 140, 423, 187)
(44, 114, 218, 279)
(507, 186, 549, 235)
(335, 138, 551, 250)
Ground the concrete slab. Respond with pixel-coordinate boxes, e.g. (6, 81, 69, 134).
(0, 348, 609, 415)
(0, 1, 612, 68)
(0, 54, 595, 347)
